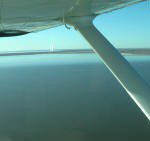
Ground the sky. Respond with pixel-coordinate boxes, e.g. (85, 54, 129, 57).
(0, 1, 149, 51)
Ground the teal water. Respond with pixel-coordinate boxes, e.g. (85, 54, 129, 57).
(0, 54, 150, 68)
(0, 54, 149, 141)
(0, 54, 99, 67)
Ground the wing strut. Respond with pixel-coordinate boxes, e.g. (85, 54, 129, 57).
(66, 16, 150, 121)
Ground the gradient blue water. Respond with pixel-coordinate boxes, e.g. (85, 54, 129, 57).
(0, 54, 149, 141)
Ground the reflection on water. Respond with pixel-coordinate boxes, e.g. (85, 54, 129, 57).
(0, 54, 149, 141)
(0, 54, 99, 67)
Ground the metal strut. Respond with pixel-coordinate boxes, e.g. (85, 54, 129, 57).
(66, 16, 150, 121)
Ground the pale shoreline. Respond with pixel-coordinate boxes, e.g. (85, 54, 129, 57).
(0, 48, 150, 56)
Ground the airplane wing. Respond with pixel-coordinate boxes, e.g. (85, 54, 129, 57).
(0, 0, 145, 34)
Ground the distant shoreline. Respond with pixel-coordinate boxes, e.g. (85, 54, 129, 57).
(0, 48, 150, 56)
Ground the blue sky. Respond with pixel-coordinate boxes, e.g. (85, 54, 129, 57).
(0, 1, 149, 51)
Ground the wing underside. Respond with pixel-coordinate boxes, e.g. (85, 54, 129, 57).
(0, 0, 146, 33)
